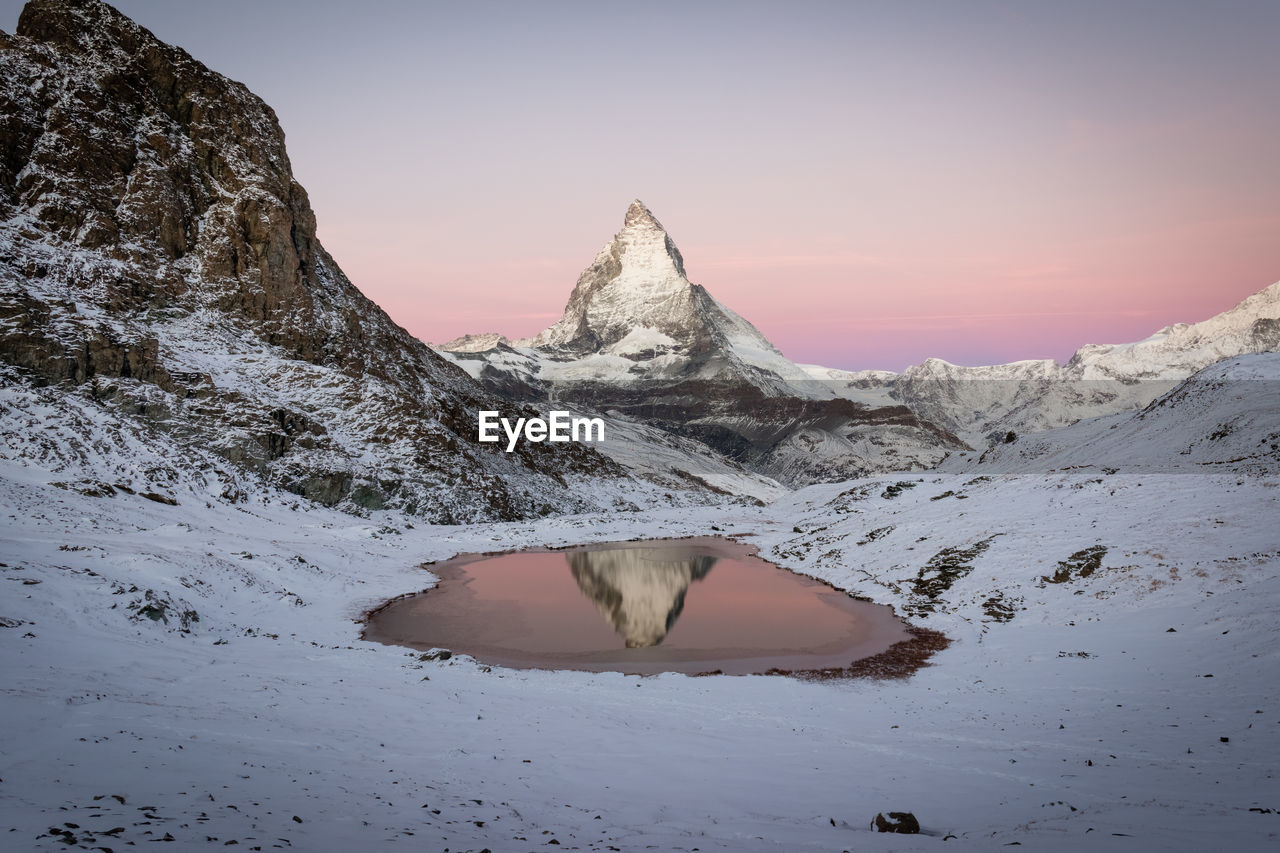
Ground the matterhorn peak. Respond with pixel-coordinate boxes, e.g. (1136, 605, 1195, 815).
(624, 199, 664, 230)
(521, 201, 695, 352)
(516, 201, 790, 372)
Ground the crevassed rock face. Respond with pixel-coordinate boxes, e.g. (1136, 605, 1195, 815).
(0, 0, 627, 522)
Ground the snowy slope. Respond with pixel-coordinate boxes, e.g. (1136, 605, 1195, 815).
(940, 353, 1280, 475)
(581, 410, 788, 504)
(2, 350, 1277, 851)
(863, 282, 1280, 445)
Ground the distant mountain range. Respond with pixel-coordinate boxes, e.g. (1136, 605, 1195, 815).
(815, 281, 1280, 446)
(438, 201, 966, 487)
(940, 351, 1280, 476)
(439, 201, 1279, 484)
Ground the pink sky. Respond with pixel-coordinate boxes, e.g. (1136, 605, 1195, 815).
(6, 0, 1277, 370)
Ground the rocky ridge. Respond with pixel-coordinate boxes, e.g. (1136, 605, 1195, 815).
(0, 0, 743, 521)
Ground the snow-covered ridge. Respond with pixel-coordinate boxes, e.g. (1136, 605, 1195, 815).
(836, 281, 1280, 445)
(437, 332, 510, 353)
(938, 351, 1280, 474)
(1068, 280, 1280, 379)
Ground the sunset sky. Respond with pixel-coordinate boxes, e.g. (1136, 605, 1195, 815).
(5, 0, 1278, 369)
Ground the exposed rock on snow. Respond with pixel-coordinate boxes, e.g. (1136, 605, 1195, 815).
(872, 811, 921, 834)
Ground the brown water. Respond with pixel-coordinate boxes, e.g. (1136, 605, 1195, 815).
(363, 537, 912, 676)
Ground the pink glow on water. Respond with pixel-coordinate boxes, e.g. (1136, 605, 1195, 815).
(363, 538, 911, 676)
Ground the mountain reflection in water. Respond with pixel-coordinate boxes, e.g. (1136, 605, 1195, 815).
(362, 537, 918, 675)
(567, 548, 715, 647)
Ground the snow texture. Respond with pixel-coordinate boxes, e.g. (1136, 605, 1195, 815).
(2, 354, 1278, 851)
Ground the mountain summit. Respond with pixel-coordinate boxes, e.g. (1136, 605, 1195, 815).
(521, 201, 792, 377)
(622, 199, 668, 230)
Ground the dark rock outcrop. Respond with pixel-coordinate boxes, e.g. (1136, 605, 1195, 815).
(0, 0, 625, 521)
(871, 811, 920, 834)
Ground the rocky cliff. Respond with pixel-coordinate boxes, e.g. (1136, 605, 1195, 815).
(0, 0, 637, 522)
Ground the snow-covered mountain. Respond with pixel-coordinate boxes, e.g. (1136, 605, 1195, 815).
(1068, 283, 1280, 379)
(940, 351, 1280, 474)
(443, 195, 1277, 483)
(821, 282, 1280, 446)
(519, 200, 813, 384)
(0, 0, 772, 520)
(2, 4, 1277, 851)
(448, 201, 821, 391)
(440, 201, 964, 486)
